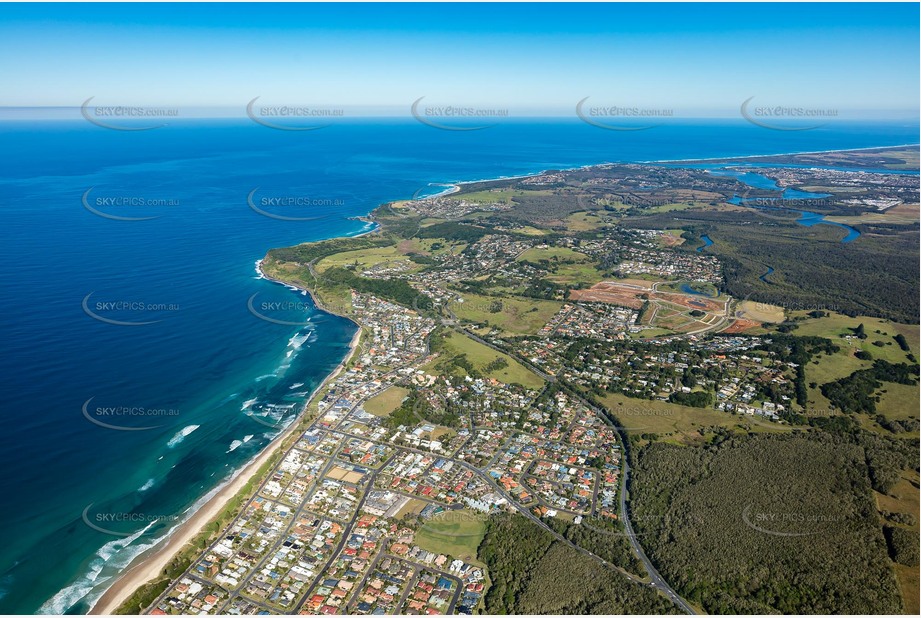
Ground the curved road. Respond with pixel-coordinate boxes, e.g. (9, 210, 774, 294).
(444, 312, 697, 614)
(618, 443, 696, 614)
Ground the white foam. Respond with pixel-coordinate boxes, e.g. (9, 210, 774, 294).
(38, 522, 155, 614)
(287, 332, 310, 350)
(226, 440, 243, 453)
(241, 397, 258, 411)
(138, 478, 155, 492)
(166, 424, 200, 448)
(243, 435, 253, 443)
(289, 382, 304, 389)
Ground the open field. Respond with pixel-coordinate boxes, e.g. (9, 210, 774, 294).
(512, 225, 551, 236)
(797, 314, 919, 430)
(397, 237, 468, 257)
(563, 211, 610, 232)
(544, 263, 605, 286)
(791, 312, 919, 360)
(827, 203, 919, 225)
(804, 347, 868, 415)
(315, 244, 415, 273)
(427, 331, 544, 389)
(874, 383, 921, 422)
(415, 510, 487, 563)
(363, 386, 410, 417)
(642, 201, 702, 214)
(516, 245, 592, 263)
(515, 245, 605, 287)
(431, 426, 457, 441)
(658, 229, 687, 247)
(894, 564, 920, 615)
(450, 292, 562, 336)
(395, 497, 429, 519)
(736, 300, 785, 323)
(598, 392, 791, 444)
(327, 466, 364, 484)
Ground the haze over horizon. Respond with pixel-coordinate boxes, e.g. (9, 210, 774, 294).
(0, 2, 918, 118)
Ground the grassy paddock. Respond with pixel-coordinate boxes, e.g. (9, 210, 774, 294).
(598, 392, 790, 444)
(415, 510, 488, 563)
(363, 386, 410, 417)
(427, 331, 544, 389)
(450, 292, 561, 336)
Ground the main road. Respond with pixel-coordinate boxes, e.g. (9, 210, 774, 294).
(444, 314, 697, 615)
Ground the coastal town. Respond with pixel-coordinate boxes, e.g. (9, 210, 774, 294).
(145, 286, 634, 615)
(121, 151, 919, 617)
(144, 173, 805, 615)
(5, 4, 919, 617)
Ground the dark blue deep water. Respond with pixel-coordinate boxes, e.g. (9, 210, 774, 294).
(0, 118, 917, 613)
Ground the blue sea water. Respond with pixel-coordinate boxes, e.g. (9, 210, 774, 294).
(0, 118, 917, 614)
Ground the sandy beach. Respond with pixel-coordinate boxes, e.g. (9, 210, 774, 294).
(91, 273, 363, 615)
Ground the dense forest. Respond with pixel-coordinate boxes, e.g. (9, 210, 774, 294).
(318, 266, 433, 310)
(542, 515, 646, 577)
(386, 388, 462, 429)
(629, 432, 904, 614)
(477, 514, 677, 614)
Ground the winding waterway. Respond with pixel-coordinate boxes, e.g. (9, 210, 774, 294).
(682, 163, 919, 284)
(709, 168, 862, 243)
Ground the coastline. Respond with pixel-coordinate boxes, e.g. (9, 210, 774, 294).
(645, 143, 921, 165)
(90, 267, 363, 615)
(398, 143, 920, 206)
(88, 140, 915, 615)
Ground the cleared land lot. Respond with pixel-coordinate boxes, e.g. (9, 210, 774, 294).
(599, 392, 790, 445)
(450, 292, 562, 336)
(363, 386, 410, 417)
(415, 510, 488, 563)
(426, 331, 544, 389)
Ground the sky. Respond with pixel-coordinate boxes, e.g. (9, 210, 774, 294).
(0, 2, 918, 117)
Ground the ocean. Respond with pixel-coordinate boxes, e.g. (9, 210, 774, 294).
(0, 118, 917, 614)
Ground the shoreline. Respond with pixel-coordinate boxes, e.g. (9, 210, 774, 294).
(401, 143, 920, 204)
(644, 143, 920, 165)
(87, 140, 915, 615)
(90, 267, 363, 615)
